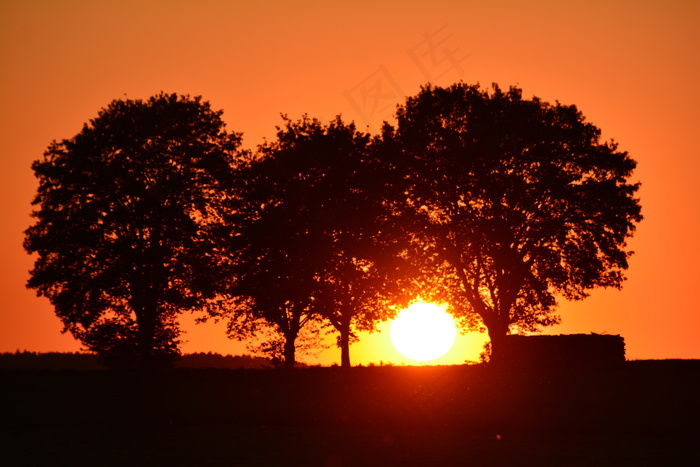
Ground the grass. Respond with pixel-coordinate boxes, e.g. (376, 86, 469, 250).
(1, 361, 699, 466)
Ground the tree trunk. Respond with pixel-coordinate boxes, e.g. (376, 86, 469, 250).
(131, 272, 159, 369)
(283, 334, 296, 369)
(486, 319, 510, 365)
(135, 308, 156, 369)
(340, 330, 351, 369)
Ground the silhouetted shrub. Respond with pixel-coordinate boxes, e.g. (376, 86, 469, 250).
(0, 351, 273, 370)
(175, 352, 273, 370)
(0, 351, 103, 370)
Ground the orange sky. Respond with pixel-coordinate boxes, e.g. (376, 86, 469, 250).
(1, 0, 699, 365)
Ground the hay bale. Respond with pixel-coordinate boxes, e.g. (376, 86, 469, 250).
(502, 334, 626, 367)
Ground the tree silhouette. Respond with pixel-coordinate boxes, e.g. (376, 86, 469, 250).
(387, 83, 643, 362)
(24, 93, 242, 368)
(225, 116, 409, 368)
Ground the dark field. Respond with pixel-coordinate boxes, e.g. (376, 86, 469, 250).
(2, 361, 699, 466)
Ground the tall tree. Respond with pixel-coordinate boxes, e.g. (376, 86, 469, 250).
(24, 93, 242, 368)
(389, 83, 643, 362)
(226, 116, 409, 368)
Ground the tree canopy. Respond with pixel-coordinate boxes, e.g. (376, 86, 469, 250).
(224, 116, 411, 368)
(24, 83, 644, 368)
(388, 83, 642, 361)
(24, 93, 242, 368)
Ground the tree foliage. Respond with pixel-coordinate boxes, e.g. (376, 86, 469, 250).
(225, 116, 410, 368)
(24, 83, 645, 368)
(24, 93, 242, 368)
(389, 83, 643, 361)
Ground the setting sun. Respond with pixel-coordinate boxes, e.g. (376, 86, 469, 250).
(390, 302, 457, 362)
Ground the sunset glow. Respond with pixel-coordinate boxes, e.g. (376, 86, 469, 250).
(1, 1, 699, 364)
(390, 303, 457, 362)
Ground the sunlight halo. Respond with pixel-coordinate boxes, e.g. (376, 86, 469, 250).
(389, 302, 457, 362)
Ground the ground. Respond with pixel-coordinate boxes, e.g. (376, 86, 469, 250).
(2, 361, 698, 466)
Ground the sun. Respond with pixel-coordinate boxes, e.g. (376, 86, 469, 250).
(390, 302, 457, 362)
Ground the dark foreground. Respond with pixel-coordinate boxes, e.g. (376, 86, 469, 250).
(1, 360, 699, 466)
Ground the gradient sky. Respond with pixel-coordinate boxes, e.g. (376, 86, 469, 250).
(1, 0, 698, 365)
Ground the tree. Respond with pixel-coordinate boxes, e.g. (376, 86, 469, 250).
(24, 93, 242, 368)
(388, 83, 643, 362)
(224, 245, 322, 369)
(240, 319, 328, 368)
(226, 116, 409, 368)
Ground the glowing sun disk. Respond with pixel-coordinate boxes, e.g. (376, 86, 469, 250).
(390, 302, 457, 362)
